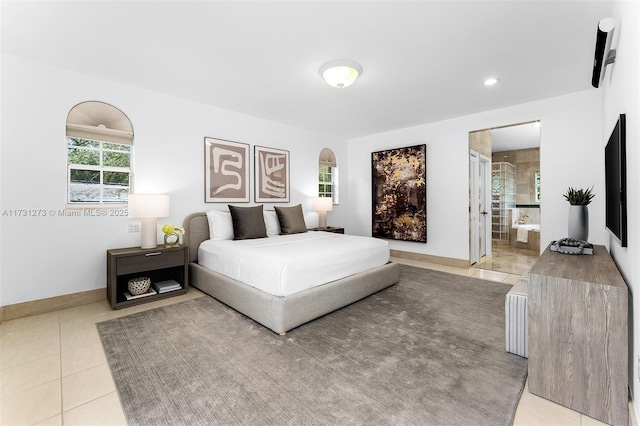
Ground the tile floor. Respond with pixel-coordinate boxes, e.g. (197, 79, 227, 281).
(0, 251, 634, 425)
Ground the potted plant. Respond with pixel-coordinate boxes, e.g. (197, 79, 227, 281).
(563, 186, 594, 241)
(563, 186, 595, 205)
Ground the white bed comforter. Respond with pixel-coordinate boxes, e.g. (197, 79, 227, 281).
(198, 231, 389, 297)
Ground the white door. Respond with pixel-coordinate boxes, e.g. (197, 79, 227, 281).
(470, 152, 479, 265)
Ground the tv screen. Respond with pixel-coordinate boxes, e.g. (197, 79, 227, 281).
(605, 113, 627, 247)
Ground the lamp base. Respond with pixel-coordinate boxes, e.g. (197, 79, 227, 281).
(318, 211, 328, 229)
(140, 217, 158, 249)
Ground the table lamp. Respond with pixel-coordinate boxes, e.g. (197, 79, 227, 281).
(128, 194, 170, 249)
(312, 197, 333, 229)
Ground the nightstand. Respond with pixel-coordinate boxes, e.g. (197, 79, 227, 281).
(308, 226, 344, 234)
(107, 244, 188, 309)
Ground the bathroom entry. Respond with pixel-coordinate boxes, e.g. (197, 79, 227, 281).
(468, 121, 541, 273)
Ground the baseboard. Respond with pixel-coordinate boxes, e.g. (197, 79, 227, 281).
(390, 249, 468, 268)
(1, 288, 106, 322)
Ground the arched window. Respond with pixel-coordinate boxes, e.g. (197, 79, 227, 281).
(66, 101, 134, 204)
(318, 148, 338, 204)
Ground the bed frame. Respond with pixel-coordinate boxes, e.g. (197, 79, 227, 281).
(183, 212, 400, 334)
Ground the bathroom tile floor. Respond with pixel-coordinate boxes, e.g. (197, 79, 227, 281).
(1, 256, 633, 425)
(474, 242, 540, 275)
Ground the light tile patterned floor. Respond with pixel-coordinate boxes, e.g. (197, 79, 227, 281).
(0, 251, 633, 425)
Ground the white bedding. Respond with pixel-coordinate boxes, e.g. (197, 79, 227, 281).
(198, 231, 390, 297)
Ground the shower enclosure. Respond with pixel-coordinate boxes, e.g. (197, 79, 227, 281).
(491, 162, 515, 241)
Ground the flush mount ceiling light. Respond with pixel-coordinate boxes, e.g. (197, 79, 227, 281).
(320, 60, 362, 88)
(484, 77, 499, 86)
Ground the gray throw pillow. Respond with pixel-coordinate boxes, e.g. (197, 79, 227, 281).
(274, 204, 308, 235)
(228, 205, 268, 240)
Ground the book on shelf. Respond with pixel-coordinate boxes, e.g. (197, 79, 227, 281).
(124, 288, 158, 300)
(152, 279, 182, 293)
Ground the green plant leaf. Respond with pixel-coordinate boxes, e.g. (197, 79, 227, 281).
(563, 186, 595, 205)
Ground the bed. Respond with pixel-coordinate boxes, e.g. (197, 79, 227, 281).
(183, 211, 399, 334)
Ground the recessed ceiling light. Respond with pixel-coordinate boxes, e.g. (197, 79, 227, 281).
(484, 78, 499, 86)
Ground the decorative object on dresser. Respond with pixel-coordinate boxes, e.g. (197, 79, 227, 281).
(107, 245, 188, 309)
(204, 137, 250, 202)
(372, 144, 426, 242)
(528, 243, 628, 425)
(311, 197, 333, 228)
(161, 222, 184, 246)
(128, 194, 170, 249)
(562, 186, 594, 241)
(254, 145, 289, 202)
(549, 238, 593, 255)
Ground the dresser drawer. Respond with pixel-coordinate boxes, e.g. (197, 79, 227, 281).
(117, 250, 184, 275)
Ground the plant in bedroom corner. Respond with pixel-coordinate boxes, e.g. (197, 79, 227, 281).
(563, 186, 594, 242)
(162, 223, 184, 247)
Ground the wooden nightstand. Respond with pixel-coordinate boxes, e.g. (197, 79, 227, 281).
(107, 244, 188, 309)
(308, 226, 344, 234)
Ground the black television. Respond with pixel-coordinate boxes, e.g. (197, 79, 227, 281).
(604, 113, 627, 247)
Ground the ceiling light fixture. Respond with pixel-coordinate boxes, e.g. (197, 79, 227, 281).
(320, 60, 362, 88)
(484, 77, 499, 86)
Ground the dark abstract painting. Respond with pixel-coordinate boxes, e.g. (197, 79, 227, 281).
(372, 144, 426, 242)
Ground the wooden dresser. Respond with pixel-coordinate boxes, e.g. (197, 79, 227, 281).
(528, 244, 628, 425)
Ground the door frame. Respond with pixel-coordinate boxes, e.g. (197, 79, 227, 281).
(479, 154, 492, 258)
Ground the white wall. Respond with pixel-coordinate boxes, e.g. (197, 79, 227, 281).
(0, 54, 345, 306)
(347, 90, 604, 262)
(602, 0, 640, 413)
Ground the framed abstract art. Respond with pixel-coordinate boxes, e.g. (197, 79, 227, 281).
(204, 137, 250, 202)
(371, 144, 427, 242)
(254, 146, 290, 202)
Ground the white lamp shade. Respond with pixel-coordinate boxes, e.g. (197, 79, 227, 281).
(128, 194, 170, 218)
(312, 197, 334, 212)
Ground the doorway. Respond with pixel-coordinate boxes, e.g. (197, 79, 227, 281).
(469, 121, 541, 275)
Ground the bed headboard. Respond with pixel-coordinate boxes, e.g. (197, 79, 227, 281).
(183, 212, 209, 263)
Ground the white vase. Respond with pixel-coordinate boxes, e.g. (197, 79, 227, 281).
(568, 205, 589, 241)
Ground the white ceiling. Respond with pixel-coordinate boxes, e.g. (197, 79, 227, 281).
(1, 1, 613, 140)
(491, 121, 541, 152)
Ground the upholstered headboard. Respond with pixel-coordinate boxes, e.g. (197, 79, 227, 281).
(183, 212, 209, 263)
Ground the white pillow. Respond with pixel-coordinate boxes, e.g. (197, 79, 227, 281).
(263, 210, 281, 237)
(205, 210, 234, 240)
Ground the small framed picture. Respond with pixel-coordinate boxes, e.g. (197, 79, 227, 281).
(204, 137, 250, 202)
(254, 146, 289, 203)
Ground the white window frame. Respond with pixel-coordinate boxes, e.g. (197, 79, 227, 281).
(319, 164, 338, 204)
(67, 137, 133, 205)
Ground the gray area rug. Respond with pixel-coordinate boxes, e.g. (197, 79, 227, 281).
(97, 265, 527, 425)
